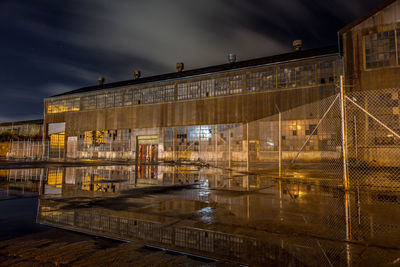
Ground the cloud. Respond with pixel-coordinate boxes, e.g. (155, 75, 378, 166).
(0, 0, 385, 121)
(41, 83, 81, 96)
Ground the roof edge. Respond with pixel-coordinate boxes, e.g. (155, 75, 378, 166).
(0, 119, 43, 126)
(339, 0, 397, 34)
(51, 45, 338, 98)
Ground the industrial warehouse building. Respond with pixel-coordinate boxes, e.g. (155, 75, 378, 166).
(45, 47, 341, 163)
(43, 0, 400, 168)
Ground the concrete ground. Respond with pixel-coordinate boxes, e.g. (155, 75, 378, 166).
(1, 161, 400, 265)
(0, 198, 230, 266)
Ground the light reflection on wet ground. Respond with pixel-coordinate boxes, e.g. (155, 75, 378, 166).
(1, 164, 400, 265)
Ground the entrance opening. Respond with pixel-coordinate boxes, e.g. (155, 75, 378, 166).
(137, 136, 159, 162)
(49, 132, 65, 158)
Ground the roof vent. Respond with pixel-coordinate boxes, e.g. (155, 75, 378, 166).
(98, 76, 105, 85)
(293, 40, 303, 51)
(176, 62, 184, 72)
(228, 53, 237, 63)
(134, 70, 141, 79)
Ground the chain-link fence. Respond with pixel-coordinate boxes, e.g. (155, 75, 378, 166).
(7, 140, 64, 160)
(345, 88, 400, 191)
(183, 88, 345, 186)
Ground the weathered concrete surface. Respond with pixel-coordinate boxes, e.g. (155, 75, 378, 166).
(2, 164, 400, 265)
(0, 229, 220, 267)
(0, 198, 227, 267)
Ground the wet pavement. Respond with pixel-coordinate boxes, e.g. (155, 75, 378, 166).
(1, 164, 400, 266)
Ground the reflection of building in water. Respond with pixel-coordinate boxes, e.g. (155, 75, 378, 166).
(37, 179, 400, 266)
(2, 168, 45, 195)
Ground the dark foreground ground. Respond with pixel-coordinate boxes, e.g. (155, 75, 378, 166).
(1, 161, 400, 266)
(0, 198, 229, 267)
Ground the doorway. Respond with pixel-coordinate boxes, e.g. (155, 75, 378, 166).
(137, 135, 159, 162)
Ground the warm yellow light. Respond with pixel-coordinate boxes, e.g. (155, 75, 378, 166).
(297, 125, 302, 130)
(387, 134, 394, 138)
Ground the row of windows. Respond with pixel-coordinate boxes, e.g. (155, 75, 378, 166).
(364, 29, 400, 69)
(78, 129, 131, 152)
(47, 59, 338, 113)
(82, 92, 123, 110)
(125, 85, 175, 105)
(47, 98, 80, 113)
(164, 124, 243, 151)
(177, 62, 335, 100)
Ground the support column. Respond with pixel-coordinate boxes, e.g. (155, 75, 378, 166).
(228, 126, 231, 168)
(247, 122, 249, 172)
(279, 112, 282, 178)
(199, 126, 201, 162)
(215, 125, 217, 167)
(173, 127, 177, 161)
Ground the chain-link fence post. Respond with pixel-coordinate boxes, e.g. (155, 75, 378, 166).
(246, 122, 249, 172)
(340, 75, 349, 190)
(278, 111, 282, 178)
(228, 125, 231, 168)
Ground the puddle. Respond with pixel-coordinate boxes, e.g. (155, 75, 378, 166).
(1, 163, 400, 265)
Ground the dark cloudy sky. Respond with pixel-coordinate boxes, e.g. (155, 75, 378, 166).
(0, 0, 384, 121)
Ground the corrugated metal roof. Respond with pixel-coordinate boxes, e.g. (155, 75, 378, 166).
(52, 45, 338, 98)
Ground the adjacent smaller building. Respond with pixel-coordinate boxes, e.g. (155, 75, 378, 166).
(0, 119, 43, 138)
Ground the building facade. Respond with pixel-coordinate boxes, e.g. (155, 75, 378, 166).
(0, 119, 43, 138)
(44, 48, 341, 162)
(43, 0, 400, 166)
(340, 0, 400, 166)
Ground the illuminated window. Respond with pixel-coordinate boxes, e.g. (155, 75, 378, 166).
(317, 61, 334, 84)
(163, 127, 174, 150)
(47, 100, 66, 113)
(187, 126, 200, 150)
(124, 89, 133, 105)
(96, 94, 106, 108)
(295, 64, 315, 87)
(200, 125, 212, 141)
(176, 126, 188, 150)
(106, 93, 114, 107)
(47, 97, 80, 114)
(365, 30, 396, 69)
(88, 95, 96, 109)
(188, 81, 200, 99)
(259, 121, 277, 151)
(164, 85, 175, 101)
(230, 75, 242, 94)
(133, 89, 142, 104)
(47, 169, 63, 188)
(142, 88, 154, 103)
(200, 79, 214, 97)
(230, 123, 243, 151)
(81, 96, 89, 110)
(50, 132, 65, 149)
(154, 86, 164, 102)
(49, 132, 65, 158)
(115, 92, 123, 107)
(277, 67, 295, 88)
(78, 129, 131, 151)
(214, 77, 228, 96)
(177, 83, 188, 100)
(261, 69, 276, 90)
(246, 72, 259, 91)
